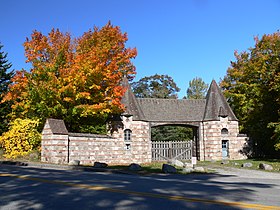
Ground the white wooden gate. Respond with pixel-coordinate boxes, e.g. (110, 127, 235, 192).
(151, 141, 192, 161)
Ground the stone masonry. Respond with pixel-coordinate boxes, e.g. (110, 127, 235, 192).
(41, 79, 248, 165)
(200, 117, 247, 161)
(41, 118, 151, 165)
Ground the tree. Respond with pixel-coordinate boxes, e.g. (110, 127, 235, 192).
(131, 74, 180, 98)
(221, 31, 280, 157)
(3, 22, 137, 133)
(186, 77, 208, 99)
(151, 125, 193, 142)
(0, 43, 14, 135)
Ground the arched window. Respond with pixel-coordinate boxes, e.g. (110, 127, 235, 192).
(124, 129, 132, 141)
(221, 128, 229, 135)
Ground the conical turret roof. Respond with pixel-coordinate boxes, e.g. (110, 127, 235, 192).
(121, 77, 146, 120)
(203, 80, 237, 121)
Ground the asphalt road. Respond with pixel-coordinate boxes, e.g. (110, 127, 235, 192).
(0, 165, 280, 210)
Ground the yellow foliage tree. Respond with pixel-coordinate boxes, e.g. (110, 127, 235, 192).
(0, 118, 41, 159)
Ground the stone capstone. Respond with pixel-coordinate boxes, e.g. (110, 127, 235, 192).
(221, 160, 229, 164)
(194, 166, 205, 173)
(184, 162, 193, 168)
(69, 160, 80, 166)
(259, 163, 273, 171)
(168, 159, 185, 168)
(128, 163, 142, 171)
(182, 167, 194, 173)
(162, 164, 177, 173)
(241, 162, 253, 168)
(93, 162, 108, 168)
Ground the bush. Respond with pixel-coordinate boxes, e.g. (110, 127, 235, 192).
(0, 118, 41, 159)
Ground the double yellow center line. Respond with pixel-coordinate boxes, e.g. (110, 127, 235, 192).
(1, 173, 279, 209)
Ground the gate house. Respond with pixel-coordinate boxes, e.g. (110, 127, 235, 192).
(41, 79, 247, 165)
(112, 78, 247, 161)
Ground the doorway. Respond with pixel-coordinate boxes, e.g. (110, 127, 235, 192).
(222, 140, 229, 159)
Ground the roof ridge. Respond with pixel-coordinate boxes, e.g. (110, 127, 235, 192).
(136, 98, 206, 103)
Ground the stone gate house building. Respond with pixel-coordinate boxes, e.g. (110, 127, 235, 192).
(41, 79, 247, 165)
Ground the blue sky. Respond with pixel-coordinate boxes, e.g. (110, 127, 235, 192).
(1, 0, 280, 98)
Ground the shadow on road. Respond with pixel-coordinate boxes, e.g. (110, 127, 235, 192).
(0, 165, 277, 209)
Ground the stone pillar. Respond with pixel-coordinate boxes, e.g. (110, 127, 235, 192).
(201, 117, 247, 161)
(110, 116, 151, 164)
(198, 122, 205, 161)
(41, 119, 69, 164)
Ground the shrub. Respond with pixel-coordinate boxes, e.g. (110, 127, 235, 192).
(0, 118, 41, 159)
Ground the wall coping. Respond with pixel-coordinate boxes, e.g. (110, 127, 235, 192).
(237, 133, 247, 137)
(68, 132, 114, 139)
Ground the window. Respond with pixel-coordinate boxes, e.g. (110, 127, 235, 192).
(124, 129, 132, 150)
(221, 128, 228, 135)
(124, 129, 132, 141)
(125, 144, 131, 150)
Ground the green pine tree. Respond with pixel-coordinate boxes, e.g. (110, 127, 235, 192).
(0, 43, 14, 135)
(186, 77, 208, 99)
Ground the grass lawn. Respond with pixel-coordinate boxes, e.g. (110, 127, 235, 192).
(197, 159, 280, 173)
(1, 150, 279, 174)
(108, 162, 171, 174)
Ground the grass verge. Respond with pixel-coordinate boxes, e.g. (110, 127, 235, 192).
(197, 159, 280, 172)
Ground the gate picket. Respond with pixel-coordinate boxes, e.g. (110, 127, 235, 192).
(151, 141, 192, 161)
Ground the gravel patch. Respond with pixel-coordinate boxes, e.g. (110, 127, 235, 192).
(208, 166, 280, 179)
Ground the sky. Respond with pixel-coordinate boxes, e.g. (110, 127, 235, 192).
(1, 0, 280, 98)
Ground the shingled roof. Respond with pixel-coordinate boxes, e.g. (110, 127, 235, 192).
(136, 98, 206, 122)
(121, 78, 237, 123)
(121, 77, 146, 120)
(203, 80, 237, 121)
(47, 118, 68, 134)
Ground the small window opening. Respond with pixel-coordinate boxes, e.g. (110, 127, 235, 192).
(124, 129, 132, 141)
(221, 128, 229, 135)
(125, 144, 131, 150)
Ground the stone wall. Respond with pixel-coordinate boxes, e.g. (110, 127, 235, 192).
(199, 116, 247, 161)
(41, 120, 68, 164)
(110, 115, 151, 164)
(41, 116, 247, 164)
(41, 118, 151, 165)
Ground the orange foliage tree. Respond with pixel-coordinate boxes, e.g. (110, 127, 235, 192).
(3, 22, 137, 132)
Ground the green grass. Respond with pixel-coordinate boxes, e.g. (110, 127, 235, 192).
(107, 162, 165, 174)
(197, 159, 280, 172)
(2, 149, 279, 174)
(107, 162, 208, 175)
(107, 162, 194, 174)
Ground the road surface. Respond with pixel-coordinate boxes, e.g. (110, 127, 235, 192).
(0, 164, 280, 209)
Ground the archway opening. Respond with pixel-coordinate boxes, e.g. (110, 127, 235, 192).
(150, 124, 199, 161)
(151, 125, 193, 142)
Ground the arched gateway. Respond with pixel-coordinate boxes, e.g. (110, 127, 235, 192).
(110, 78, 247, 161)
(41, 78, 247, 165)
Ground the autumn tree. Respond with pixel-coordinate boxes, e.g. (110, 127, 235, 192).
(132, 74, 192, 141)
(186, 77, 208, 99)
(131, 74, 180, 98)
(3, 22, 137, 133)
(221, 31, 280, 157)
(0, 43, 14, 135)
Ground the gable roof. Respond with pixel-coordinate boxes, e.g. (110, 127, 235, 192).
(121, 78, 237, 123)
(203, 80, 237, 121)
(136, 98, 206, 122)
(47, 118, 68, 134)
